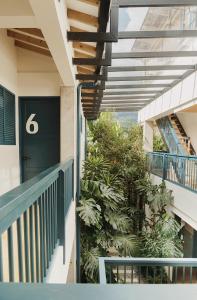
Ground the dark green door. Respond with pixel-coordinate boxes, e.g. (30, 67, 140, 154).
(20, 97, 60, 182)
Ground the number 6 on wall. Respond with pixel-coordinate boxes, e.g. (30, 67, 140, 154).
(26, 113, 39, 134)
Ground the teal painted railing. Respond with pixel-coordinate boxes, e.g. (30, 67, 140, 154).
(0, 158, 74, 283)
(99, 257, 197, 284)
(148, 152, 197, 193)
(156, 117, 187, 155)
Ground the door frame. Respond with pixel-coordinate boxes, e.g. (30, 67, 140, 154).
(19, 96, 60, 183)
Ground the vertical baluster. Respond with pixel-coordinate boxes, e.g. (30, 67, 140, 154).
(39, 196, 44, 281)
(8, 226, 14, 282)
(175, 267, 178, 283)
(29, 205, 35, 282)
(17, 217, 24, 282)
(131, 265, 133, 283)
(54, 181, 57, 247)
(51, 183, 55, 251)
(168, 266, 171, 283)
(183, 266, 186, 283)
(43, 194, 47, 277)
(146, 266, 148, 283)
(44, 190, 49, 269)
(109, 265, 112, 283)
(34, 201, 40, 282)
(160, 267, 163, 284)
(55, 180, 58, 242)
(0, 235, 3, 282)
(124, 265, 126, 283)
(139, 266, 141, 283)
(190, 267, 193, 283)
(117, 265, 119, 283)
(48, 187, 52, 261)
(153, 267, 156, 284)
(24, 211, 30, 282)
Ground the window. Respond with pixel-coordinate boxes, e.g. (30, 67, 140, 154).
(0, 85, 16, 145)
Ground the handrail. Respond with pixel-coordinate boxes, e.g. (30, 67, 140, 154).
(0, 157, 74, 283)
(99, 257, 197, 284)
(148, 152, 197, 193)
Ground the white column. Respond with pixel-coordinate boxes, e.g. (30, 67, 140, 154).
(143, 121, 153, 152)
(60, 86, 76, 161)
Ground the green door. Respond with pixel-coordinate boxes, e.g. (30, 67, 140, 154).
(20, 97, 60, 182)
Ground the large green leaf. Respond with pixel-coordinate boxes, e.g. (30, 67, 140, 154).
(77, 198, 102, 229)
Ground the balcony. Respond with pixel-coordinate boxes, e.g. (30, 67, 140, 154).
(147, 152, 197, 193)
(0, 158, 74, 284)
(99, 257, 197, 284)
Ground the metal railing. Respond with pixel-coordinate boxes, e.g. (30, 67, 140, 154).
(99, 257, 197, 284)
(0, 158, 74, 283)
(147, 152, 197, 193)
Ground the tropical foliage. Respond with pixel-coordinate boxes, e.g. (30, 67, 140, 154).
(78, 113, 182, 283)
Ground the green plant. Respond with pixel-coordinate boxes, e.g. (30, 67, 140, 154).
(79, 112, 182, 283)
(153, 133, 167, 152)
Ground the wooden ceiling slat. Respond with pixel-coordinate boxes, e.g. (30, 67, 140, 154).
(15, 40, 51, 57)
(74, 50, 95, 58)
(70, 26, 87, 32)
(8, 30, 48, 49)
(14, 28, 44, 38)
(73, 42, 96, 55)
(82, 89, 97, 93)
(77, 66, 95, 74)
(78, 0, 100, 7)
(78, 65, 96, 72)
(67, 9, 98, 27)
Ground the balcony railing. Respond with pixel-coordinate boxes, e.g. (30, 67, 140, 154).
(147, 152, 197, 193)
(0, 158, 74, 283)
(99, 257, 197, 284)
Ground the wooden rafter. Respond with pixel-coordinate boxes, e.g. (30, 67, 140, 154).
(78, 65, 96, 72)
(7, 30, 48, 49)
(67, 9, 98, 27)
(13, 28, 44, 38)
(70, 26, 87, 32)
(82, 89, 97, 93)
(73, 42, 96, 56)
(78, 0, 100, 7)
(74, 50, 95, 58)
(77, 66, 95, 74)
(15, 40, 51, 57)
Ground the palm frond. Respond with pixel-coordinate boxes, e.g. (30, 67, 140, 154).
(112, 234, 139, 256)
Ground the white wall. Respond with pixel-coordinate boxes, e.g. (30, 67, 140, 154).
(151, 175, 197, 231)
(0, 29, 19, 195)
(138, 71, 197, 123)
(176, 112, 197, 153)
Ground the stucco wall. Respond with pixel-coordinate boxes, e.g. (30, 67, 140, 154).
(138, 71, 197, 123)
(0, 29, 19, 195)
(0, 29, 61, 196)
(151, 175, 197, 231)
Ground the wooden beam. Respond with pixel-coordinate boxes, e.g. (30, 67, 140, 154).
(14, 28, 44, 38)
(7, 30, 48, 49)
(74, 50, 95, 58)
(82, 89, 97, 93)
(73, 42, 96, 55)
(70, 26, 87, 32)
(67, 9, 98, 27)
(78, 0, 100, 7)
(15, 40, 51, 56)
(78, 65, 96, 72)
(77, 66, 95, 74)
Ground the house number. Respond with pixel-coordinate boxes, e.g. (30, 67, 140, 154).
(26, 114, 39, 134)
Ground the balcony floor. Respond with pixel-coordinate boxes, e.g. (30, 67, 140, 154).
(1, 284, 197, 300)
